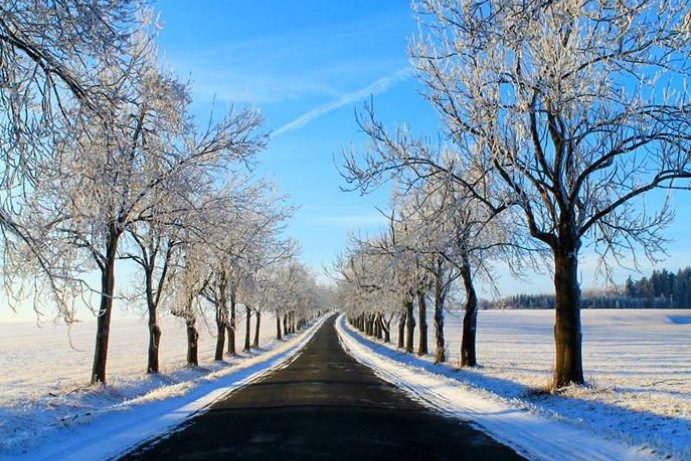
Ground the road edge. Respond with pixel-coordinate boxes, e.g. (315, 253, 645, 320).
(335, 313, 664, 461)
(16, 314, 330, 461)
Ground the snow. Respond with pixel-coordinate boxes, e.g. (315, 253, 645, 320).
(336, 310, 690, 461)
(2, 309, 687, 460)
(0, 313, 327, 460)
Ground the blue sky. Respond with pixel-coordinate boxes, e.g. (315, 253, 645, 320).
(154, 0, 691, 298)
(1, 1, 689, 323)
(155, 1, 429, 277)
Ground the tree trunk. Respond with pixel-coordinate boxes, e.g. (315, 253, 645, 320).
(433, 265, 446, 364)
(417, 291, 428, 356)
(186, 316, 199, 366)
(244, 305, 251, 352)
(214, 274, 228, 361)
(405, 297, 415, 354)
(91, 230, 119, 385)
(276, 314, 282, 340)
(283, 313, 289, 336)
(553, 247, 584, 387)
(147, 306, 161, 374)
(397, 311, 405, 348)
(374, 313, 382, 339)
(227, 291, 236, 356)
(381, 314, 391, 343)
(253, 311, 261, 348)
(214, 315, 226, 361)
(146, 266, 161, 374)
(460, 258, 478, 367)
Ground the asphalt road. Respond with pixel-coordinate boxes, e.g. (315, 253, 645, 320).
(120, 315, 526, 460)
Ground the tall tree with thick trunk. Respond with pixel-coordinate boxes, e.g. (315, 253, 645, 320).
(0, 2, 136, 274)
(91, 229, 119, 383)
(212, 271, 229, 361)
(342, 0, 691, 388)
(227, 290, 237, 355)
(459, 254, 478, 367)
(171, 247, 209, 368)
(411, 0, 691, 387)
(397, 312, 405, 349)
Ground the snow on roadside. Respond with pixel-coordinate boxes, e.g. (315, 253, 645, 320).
(336, 314, 678, 461)
(1, 315, 327, 461)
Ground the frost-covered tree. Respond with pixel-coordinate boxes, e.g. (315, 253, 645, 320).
(264, 260, 318, 339)
(391, 186, 458, 363)
(169, 239, 210, 367)
(250, 268, 279, 347)
(23, 32, 266, 383)
(236, 235, 297, 351)
(340, 221, 432, 354)
(202, 184, 294, 358)
(131, 186, 222, 372)
(126, 211, 181, 374)
(0, 1, 140, 317)
(345, 0, 691, 387)
(336, 245, 402, 344)
(411, 0, 691, 386)
(0, 1, 137, 256)
(0, 0, 135, 178)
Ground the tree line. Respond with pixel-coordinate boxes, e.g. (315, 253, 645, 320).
(337, 0, 691, 389)
(624, 268, 691, 308)
(491, 267, 691, 309)
(1, 2, 324, 385)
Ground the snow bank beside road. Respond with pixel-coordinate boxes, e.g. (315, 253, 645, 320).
(336, 314, 672, 461)
(2, 315, 327, 461)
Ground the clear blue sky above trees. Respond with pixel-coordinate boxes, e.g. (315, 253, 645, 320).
(155, 0, 691, 297)
(2, 2, 686, 324)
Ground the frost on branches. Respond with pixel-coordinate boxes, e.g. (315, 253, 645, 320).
(343, 0, 691, 389)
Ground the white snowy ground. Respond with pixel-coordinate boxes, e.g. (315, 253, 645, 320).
(336, 310, 690, 461)
(0, 313, 327, 460)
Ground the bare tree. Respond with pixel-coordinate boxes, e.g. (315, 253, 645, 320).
(127, 218, 179, 374)
(202, 185, 293, 358)
(0, 0, 135, 178)
(23, 32, 266, 383)
(169, 241, 210, 367)
(0, 1, 138, 315)
(124, 157, 223, 373)
(412, 0, 691, 386)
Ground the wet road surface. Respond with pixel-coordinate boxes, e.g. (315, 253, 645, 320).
(120, 315, 526, 460)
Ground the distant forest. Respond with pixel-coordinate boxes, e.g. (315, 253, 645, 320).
(491, 267, 691, 309)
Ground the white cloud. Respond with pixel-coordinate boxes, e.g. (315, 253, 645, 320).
(272, 67, 413, 137)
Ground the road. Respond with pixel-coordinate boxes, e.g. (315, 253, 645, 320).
(120, 315, 526, 460)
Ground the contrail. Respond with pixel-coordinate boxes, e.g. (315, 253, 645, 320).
(272, 67, 412, 137)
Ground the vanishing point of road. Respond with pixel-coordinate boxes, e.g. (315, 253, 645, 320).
(121, 315, 526, 460)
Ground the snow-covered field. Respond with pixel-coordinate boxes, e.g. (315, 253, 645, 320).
(0, 311, 323, 458)
(343, 309, 691, 460)
(2, 309, 688, 460)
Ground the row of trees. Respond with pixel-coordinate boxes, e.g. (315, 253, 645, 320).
(1, 2, 324, 385)
(624, 268, 691, 307)
(498, 267, 691, 309)
(495, 292, 680, 309)
(340, 0, 691, 388)
(334, 171, 527, 366)
(365, 266, 691, 311)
